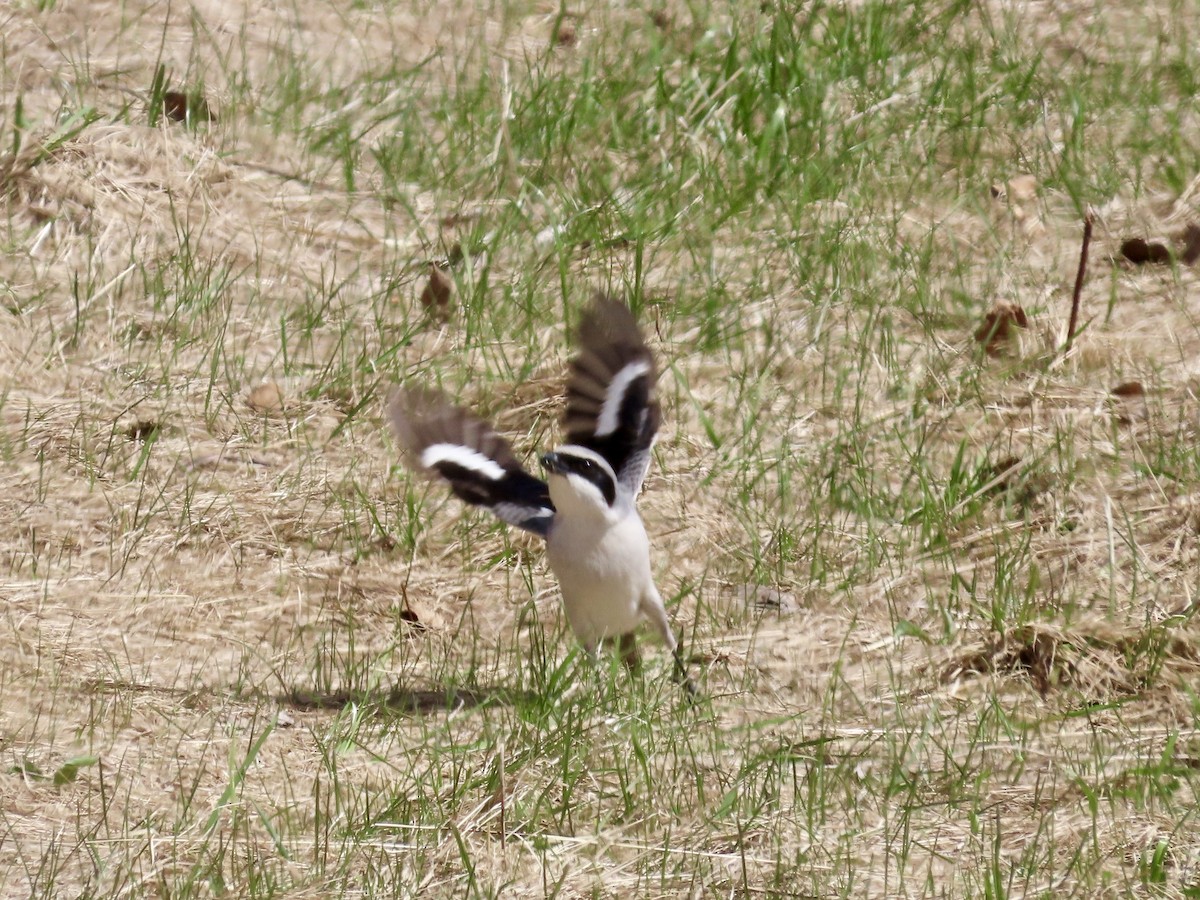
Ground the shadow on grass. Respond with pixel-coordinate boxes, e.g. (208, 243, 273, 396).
(280, 685, 539, 714)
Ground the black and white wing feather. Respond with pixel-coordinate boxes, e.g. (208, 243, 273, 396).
(562, 295, 661, 498)
(389, 389, 555, 537)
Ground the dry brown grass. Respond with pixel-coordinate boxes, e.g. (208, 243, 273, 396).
(4, 0, 1200, 896)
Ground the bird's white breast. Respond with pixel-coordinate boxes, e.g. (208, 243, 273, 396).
(545, 512, 651, 646)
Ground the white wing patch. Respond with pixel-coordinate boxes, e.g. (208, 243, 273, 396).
(596, 359, 651, 437)
(494, 502, 555, 530)
(421, 443, 507, 481)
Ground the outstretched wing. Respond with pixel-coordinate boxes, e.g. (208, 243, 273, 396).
(561, 295, 661, 498)
(389, 389, 555, 537)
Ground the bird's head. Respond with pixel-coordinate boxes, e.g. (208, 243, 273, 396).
(540, 445, 620, 520)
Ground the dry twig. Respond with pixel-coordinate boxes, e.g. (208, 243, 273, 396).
(1064, 214, 1094, 352)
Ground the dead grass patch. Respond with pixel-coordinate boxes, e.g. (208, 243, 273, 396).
(941, 617, 1200, 700)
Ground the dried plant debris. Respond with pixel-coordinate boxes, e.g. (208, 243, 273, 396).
(1010, 174, 1038, 201)
(439, 210, 482, 228)
(552, 15, 579, 47)
(1120, 223, 1200, 266)
(990, 174, 1044, 238)
(1120, 237, 1173, 265)
(736, 584, 800, 615)
(971, 455, 1050, 508)
(419, 263, 454, 320)
(162, 90, 216, 123)
(555, 24, 577, 46)
(148, 64, 216, 125)
(977, 455, 1024, 496)
(1063, 214, 1094, 353)
(247, 382, 286, 414)
(124, 420, 162, 441)
(1110, 381, 1149, 424)
(398, 607, 425, 630)
(187, 447, 274, 471)
(1181, 223, 1200, 265)
(969, 627, 1093, 697)
(422, 240, 469, 272)
(0, 109, 100, 191)
(286, 685, 490, 713)
(974, 302, 1028, 356)
(704, 584, 800, 626)
(1110, 381, 1145, 399)
(942, 620, 1200, 700)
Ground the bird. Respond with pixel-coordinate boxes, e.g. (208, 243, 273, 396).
(388, 294, 695, 696)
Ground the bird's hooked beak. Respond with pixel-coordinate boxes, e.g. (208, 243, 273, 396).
(540, 451, 565, 475)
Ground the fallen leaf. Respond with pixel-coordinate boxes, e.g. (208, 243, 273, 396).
(1180, 223, 1200, 266)
(162, 91, 216, 123)
(974, 302, 1028, 356)
(398, 607, 425, 631)
(1120, 237, 1172, 265)
(1111, 381, 1148, 424)
(419, 264, 454, 320)
(1111, 381, 1145, 398)
(125, 420, 161, 441)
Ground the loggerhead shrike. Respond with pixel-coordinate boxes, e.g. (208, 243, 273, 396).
(389, 294, 695, 695)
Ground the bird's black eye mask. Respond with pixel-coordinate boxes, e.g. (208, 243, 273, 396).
(561, 456, 616, 506)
